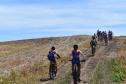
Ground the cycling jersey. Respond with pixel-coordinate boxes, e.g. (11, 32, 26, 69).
(71, 50, 81, 64)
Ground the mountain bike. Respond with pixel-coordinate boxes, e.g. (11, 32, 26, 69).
(72, 63, 80, 84)
(49, 61, 57, 80)
(69, 60, 85, 84)
(92, 46, 96, 56)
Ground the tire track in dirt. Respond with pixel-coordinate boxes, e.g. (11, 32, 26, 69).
(79, 40, 117, 84)
(40, 48, 91, 84)
(40, 39, 117, 84)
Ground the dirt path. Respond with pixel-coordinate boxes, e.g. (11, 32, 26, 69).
(78, 40, 118, 84)
(40, 39, 118, 84)
(39, 48, 90, 84)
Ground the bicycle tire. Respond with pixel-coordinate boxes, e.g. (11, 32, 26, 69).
(73, 64, 78, 84)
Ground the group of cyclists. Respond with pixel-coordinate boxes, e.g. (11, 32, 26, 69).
(96, 30, 113, 45)
(47, 45, 82, 82)
(47, 30, 113, 84)
(90, 30, 113, 56)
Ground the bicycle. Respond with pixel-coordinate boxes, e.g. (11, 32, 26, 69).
(69, 60, 85, 84)
(49, 61, 57, 80)
(104, 38, 108, 46)
(91, 46, 96, 56)
(72, 63, 80, 84)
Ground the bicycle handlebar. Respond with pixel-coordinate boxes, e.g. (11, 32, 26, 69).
(68, 59, 86, 62)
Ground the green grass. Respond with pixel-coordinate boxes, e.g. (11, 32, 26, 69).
(90, 58, 126, 84)
(90, 58, 112, 84)
(111, 58, 126, 82)
(54, 72, 72, 84)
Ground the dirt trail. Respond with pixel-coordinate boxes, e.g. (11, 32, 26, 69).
(40, 38, 118, 84)
(39, 47, 90, 84)
(79, 40, 118, 84)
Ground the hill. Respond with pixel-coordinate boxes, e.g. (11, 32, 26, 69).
(0, 35, 126, 84)
(0, 35, 91, 84)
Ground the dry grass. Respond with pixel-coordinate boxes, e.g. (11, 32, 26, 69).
(0, 35, 91, 84)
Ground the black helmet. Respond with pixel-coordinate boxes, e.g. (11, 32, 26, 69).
(51, 46, 55, 50)
(73, 45, 78, 50)
(92, 36, 95, 40)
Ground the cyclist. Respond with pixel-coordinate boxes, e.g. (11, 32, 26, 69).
(104, 31, 108, 46)
(97, 30, 101, 41)
(94, 33, 97, 40)
(108, 30, 113, 41)
(70, 45, 83, 82)
(90, 36, 97, 56)
(48, 46, 60, 79)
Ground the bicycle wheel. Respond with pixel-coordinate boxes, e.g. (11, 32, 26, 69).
(52, 64, 57, 77)
(49, 64, 53, 79)
(92, 47, 96, 56)
(73, 64, 78, 84)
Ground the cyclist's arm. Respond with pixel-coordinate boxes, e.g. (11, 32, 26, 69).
(54, 50, 60, 59)
(79, 50, 86, 61)
(79, 50, 84, 56)
(80, 50, 85, 58)
(56, 53, 60, 59)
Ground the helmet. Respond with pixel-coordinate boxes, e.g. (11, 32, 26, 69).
(73, 45, 78, 50)
(51, 46, 55, 50)
(92, 36, 95, 40)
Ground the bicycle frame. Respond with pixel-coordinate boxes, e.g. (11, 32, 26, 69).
(73, 64, 79, 84)
(49, 62, 57, 79)
(92, 46, 96, 56)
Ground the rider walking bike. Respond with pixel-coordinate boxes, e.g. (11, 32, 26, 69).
(90, 36, 97, 56)
(48, 46, 60, 79)
(70, 45, 83, 84)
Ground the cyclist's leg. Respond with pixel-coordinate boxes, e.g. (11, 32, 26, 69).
(92, 46, 95, 56)
(72, 64, 74, 75)
(49, 61, 52, 73)
(49, 61, 52, 79)
(73, 64, 78, 84)
(77, 63, 81, 82)
(52, 60, 57, 77)
(54, 61, 57, 76)
(91, 46, 93, 55)
(93, 46, 96, 55)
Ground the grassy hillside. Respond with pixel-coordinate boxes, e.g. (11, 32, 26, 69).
(0, 35, 126, 84)
(90, 37, 126, 84)
(0, 35, 91, 84)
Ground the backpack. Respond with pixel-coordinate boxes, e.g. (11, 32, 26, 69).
(48, 51, 56, 61)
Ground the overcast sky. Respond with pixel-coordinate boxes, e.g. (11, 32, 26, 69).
(0, 0, 125, 41)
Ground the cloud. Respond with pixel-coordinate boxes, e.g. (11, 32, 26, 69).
(0, 0, 126, 41)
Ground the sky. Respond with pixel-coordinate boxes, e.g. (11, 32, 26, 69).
(0, 0, 126, 41)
